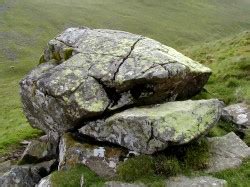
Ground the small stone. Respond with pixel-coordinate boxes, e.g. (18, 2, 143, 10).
(165, 176, 227, 187)
(222, 103, 250, 132)
(0, 166, 41, 187)
(104, 181, 146, 187)
(37, 175, 52, 187)
(19, 139, 57, 164)
(206, 132, 250, 172)
(58, 133, 128, 178)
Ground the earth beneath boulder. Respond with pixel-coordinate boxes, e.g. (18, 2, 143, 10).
(80, 99, 221, 154)
(20, 27, 212, 137)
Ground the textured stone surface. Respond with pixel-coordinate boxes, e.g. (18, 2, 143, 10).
(0, 166, 41, 187)
(165, 176, 227, 187)
(20, 139, 57, 164)
(80, 99, 221, 154)
(222, 103, 250, 131)
(20, 27, 211, 137)
(0, 161, 11, 176)
(37, 175, 52, 187)
(58, 133, 128, 178)
(206, 132, 250, 172)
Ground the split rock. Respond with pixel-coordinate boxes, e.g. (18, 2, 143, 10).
(20, 27, 211, 137)
(80, 99, 222, 154)
(206, 132, 250, 172)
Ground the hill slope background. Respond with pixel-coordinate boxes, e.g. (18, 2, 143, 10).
(0, 0, 250, 155)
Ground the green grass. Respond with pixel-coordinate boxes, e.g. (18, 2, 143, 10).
(50, 164, 105, 187)
(185, 31, 250, 104)
(210, 159, 250, 187)
(117, 139, 210, 183)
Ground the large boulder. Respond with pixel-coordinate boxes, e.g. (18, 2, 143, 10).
(206, 132, 250, 172)
(80, 99, 222, 154)
(20, 27, 211, 137)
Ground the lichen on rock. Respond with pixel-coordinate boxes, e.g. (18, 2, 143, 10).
(20, 27, 212, 138)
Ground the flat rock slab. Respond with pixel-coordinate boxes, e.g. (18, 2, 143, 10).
(58, 133, 128, 178)
(165, 176, 227, 187)
(222, 103, 250, 131)
(20, 27, 211, 136)
(206, 132, 250, 172)
(80, 99, 222, 154)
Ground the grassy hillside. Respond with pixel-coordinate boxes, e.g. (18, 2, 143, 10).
(0, 0, 250, 154)
(184, 31, 250, 104)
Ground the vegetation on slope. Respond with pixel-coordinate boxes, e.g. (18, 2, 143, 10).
(185, 31, 250, 104)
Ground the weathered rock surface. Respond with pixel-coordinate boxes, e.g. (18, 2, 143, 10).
(0, 161, 11, 176)
(80, 99, 221, 154)
(20, 27, 211, 136)
(37, 175, 52, 187)
(20, 139, 57, 164)
(0, 166, 41, 187)
(222, 103, 250, 132)
(58, 133, 128, 178)
(165, 176, 227, 187)
(206, 132, 250, 172)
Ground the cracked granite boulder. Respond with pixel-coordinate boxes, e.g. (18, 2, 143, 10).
(20, 27, 211, 137)
(80, 99, 222, 154)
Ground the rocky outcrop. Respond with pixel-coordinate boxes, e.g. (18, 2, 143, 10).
(16, 27, 236, 186)
(80, 99, 221, 154)
(206, 132, 250, 172)
(20, 27, 211, 137)
(222, 103, 249, 132)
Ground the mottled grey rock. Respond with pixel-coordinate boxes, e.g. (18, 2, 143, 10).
(0, 166, 41, 187)
(58, 133, 128, 178)
(206, 132, 250, 172)
(37, 175, 51, 187)
(80, 99, 221, 154)
(165, 176, 227, 187)
(105, 181, 146, 187)
(32, 160, 57, 177)
(222, 103, 250, 131)
(20, 139, 57, 164)
(20, 27, 211, 137)
(0, 161, 11, 176)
